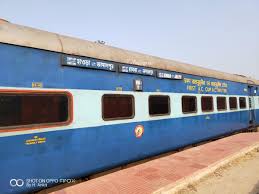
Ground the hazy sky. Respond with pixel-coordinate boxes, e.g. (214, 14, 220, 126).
(1, 0, 259, 79)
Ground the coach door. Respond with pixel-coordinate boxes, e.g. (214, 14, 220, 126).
(248, 85, 257, 127)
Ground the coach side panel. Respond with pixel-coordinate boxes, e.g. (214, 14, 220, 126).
(0, 43, 252, 194)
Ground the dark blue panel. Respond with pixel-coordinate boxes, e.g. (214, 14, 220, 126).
(256, 109, 259, 126)
(0, 43, 252, 95)
(0, 111, 249, 194)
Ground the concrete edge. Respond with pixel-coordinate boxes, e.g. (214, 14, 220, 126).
(153, 142, 259, 194)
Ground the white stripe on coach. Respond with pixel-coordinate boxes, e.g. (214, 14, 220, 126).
(0, 87, 256, 137)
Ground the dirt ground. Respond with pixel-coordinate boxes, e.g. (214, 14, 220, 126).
(178, 149, 259, 194)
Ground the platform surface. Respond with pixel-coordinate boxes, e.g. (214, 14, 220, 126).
(51, 132, 259, 194)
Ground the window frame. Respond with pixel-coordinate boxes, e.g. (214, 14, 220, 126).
(201, 96, 214, 113)
(217, 96, 227, 111)
(148, 95, 171, 117)
(102, 94, 135, 121)
(182, 95, 198, 114)
(229, 97, 238, 110)
(0, 89, 73, 133)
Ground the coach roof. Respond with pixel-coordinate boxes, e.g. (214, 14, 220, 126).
(0, 20, 258, 85)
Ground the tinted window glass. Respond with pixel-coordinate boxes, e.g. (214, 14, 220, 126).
(149, 95, 170, 116)
(239, 97, 247, 109)
(229, 97, 237, 110)
(102, 94, 134, 120)
(201, 96, 214, 112)
(217, 97, 227, 111)
(0, 93, 69, 128)
(182, 96, 197, 113)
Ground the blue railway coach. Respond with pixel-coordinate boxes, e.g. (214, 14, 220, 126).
(0, 20, 258, 194)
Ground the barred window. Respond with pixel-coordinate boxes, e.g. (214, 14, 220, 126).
(0, 92, 71, 129)
(239, 97, 247, 109)
(182, 96, 197, 114)
(149, 95, 170, 116)
(217, 97, 227, 111)
(201, 96, 214, 112)
(229, 97, 237, 110)
(102, 94, 134, 120)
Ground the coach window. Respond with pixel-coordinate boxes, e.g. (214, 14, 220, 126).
(102, 94, 134, 120)
(182, 96, 197, 114)
(201, 96, 214, 112)
(239, 97, 247, 109)
(0, 92, 71, 129)
(229, 97, 238, 110)
(149, 95, 170, 116)
(217, 97, 227, 111)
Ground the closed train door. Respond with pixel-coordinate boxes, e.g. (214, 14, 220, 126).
(248, 85, 257, 127)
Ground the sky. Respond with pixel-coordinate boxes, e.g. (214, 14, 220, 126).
(1, 0, 259, 79)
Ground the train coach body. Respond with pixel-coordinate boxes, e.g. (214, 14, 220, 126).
(0, 21, 258, 194)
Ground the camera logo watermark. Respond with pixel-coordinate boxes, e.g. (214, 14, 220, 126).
(10, 179, 24, 187)
(10, 178, 76, 188)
